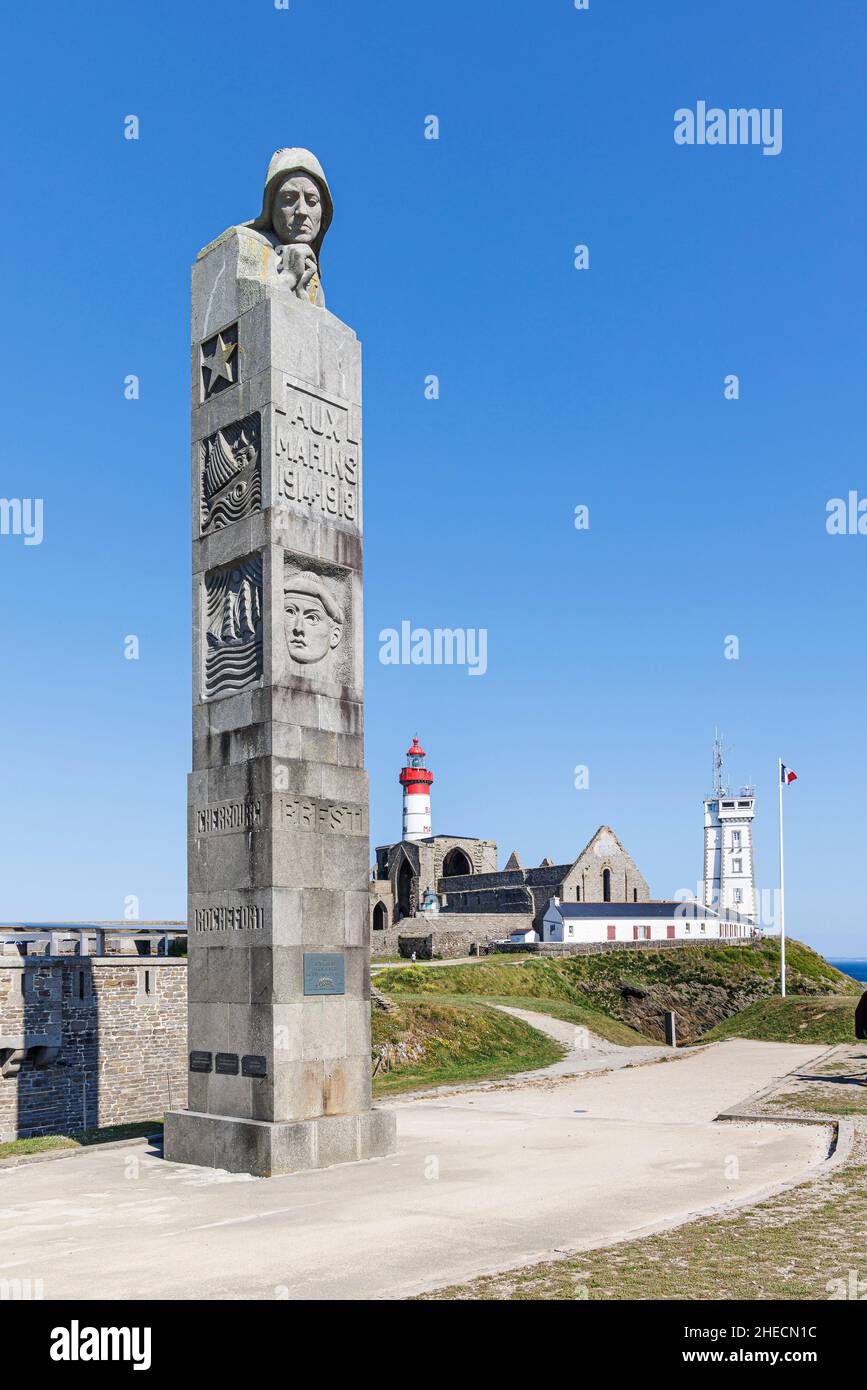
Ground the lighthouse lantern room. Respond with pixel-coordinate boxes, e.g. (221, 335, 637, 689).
(399, 737, 434, 841)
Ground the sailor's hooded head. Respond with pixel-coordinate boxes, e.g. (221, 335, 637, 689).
(248, 148, 333, 263)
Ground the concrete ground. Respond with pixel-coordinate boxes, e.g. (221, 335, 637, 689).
(492, 1004, 674, 1077)
(0, 1037, 831, 1301)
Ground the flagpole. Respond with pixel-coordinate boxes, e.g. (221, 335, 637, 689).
(778, 758, 786, 998)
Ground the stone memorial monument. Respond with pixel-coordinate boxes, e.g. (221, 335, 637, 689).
(164, 149, 396, 1177)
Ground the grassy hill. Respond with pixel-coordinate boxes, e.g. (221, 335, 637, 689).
(375, 961, 654, 1045)
(376, 939, 859, 1044)
(371, 998, 564, 1095)
(701, 994, 860, 1045)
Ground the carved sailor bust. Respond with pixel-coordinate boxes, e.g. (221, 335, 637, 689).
(243, 147, 333, 306)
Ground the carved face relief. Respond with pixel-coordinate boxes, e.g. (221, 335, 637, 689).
(271, 174, 324, 246)
(284, 572, 343, 665)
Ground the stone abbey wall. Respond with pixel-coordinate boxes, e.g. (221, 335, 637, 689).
(392, 914, 534, 959)
(488, 937, 755, 958)
(0, 958, 187, 1142)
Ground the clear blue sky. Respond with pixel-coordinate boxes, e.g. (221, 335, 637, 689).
(0, 1, 863, 953)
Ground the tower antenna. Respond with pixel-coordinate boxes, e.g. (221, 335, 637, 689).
(712, 729, 727, 798)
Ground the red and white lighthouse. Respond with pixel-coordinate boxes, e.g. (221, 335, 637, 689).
(399, 737, 433, 841)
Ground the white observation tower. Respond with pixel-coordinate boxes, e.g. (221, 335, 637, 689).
(703, 736, 757, 922)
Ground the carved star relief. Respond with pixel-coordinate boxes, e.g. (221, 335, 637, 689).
(202, 331, 237, 395)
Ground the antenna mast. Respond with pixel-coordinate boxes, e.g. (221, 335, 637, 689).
(712, 729, 727, 797)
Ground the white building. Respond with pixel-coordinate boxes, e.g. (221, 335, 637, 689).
(538, 899, 754, 946)
(507, 924, 539, 946)
(702, 739, 757, 921)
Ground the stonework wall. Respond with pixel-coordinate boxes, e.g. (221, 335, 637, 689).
(397, 914, 534, 959)
(559, 828, 650, 905)
(434, 829, 650, 925)
(426, 837, 497, 881)
(371, 836, 498, 924)
(370, 918, 408, 958)
(488, 937, 754, 958)
(0, 959, 187, 1141)
(369, 882, 396, 938)
(438, 885, 534, 915)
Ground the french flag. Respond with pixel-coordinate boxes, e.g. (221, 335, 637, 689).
(781, 764, 798, 786)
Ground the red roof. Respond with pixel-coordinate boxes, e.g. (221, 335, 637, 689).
(406, 736, 425, 759)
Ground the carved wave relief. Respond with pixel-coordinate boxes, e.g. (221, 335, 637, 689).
(204, 555, 263, 699)
(201, 413, 261, 533)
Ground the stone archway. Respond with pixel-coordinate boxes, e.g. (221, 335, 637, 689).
(372, 901, 387, 932)
(397, 859, 414, 919)
(442, 846, 472, 878)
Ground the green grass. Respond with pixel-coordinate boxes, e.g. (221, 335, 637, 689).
(770, 1085, 867, 1116)
(376, 958, 592, 1004)
(0, 1120, 162, 1161)
(377, 940, 859, 1044)
(701, 995, 859, 1045)
(424, 992, 653, 1046)
(371, 996, 564, 1095)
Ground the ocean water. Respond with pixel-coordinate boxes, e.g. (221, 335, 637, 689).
(829, 960, 867, 983)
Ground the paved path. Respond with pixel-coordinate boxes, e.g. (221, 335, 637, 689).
(491, 1004, 674, 1079)
(0, 1039, 831, 1301)
(391, 1005, 675, 1100)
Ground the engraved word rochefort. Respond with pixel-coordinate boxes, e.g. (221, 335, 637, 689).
(196, 800, 262, 834)
(275, 384, 358, 523)
(193, 904, 264, 933)
(280, 796, 365, 835)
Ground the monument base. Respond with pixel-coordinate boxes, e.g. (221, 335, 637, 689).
(164, 1107, 397, 1178)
